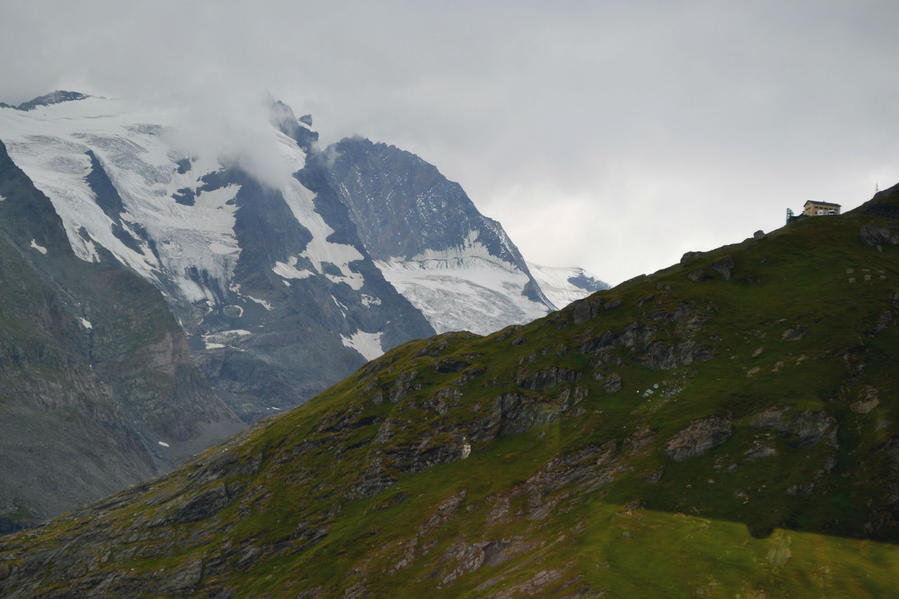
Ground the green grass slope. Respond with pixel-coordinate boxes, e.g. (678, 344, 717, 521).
(2, 185, 899, 597)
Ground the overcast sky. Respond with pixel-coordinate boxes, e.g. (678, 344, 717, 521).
(2, 1, 898, 285)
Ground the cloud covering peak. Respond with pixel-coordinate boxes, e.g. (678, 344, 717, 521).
(3, 1, 899, 283)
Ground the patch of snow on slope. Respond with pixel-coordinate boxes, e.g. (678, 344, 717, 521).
(341, 330, 383, 361)
(278, 176, 365, 290)
(229, 282, 273, 311)
(30, 239, 48, 254)
(361, 294, 381, 307)
(203, 329, 252, 349)
(0, 96, 242, 304)
(273, 256, 314, 280)
(526, 263, 608, 310)
(245, 295, 272, 310)
(375, 230, 550, 335)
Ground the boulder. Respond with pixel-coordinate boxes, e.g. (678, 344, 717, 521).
(711, 256, 735, 280)
(687, 269, 709, 282)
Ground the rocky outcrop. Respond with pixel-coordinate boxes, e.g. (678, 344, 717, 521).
(859, 223, 899, 247)
(474, 393, 561, 440)
(751, 408, 838, 449)
(711, 256, 735, 280)
(688, 268, 710, 282)
(665, 416, 733, 461)
(516, 366, 580, 392)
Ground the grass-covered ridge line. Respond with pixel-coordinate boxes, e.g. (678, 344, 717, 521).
(2, 185, 899, 597)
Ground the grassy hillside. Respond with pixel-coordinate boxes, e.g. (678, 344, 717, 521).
(2, 185, 899, 597)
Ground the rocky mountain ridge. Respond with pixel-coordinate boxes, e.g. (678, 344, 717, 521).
(318, 136, 557, 333)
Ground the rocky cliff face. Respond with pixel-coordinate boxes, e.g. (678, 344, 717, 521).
(320, 137, 555, 334)
(0, 94, 435, 422)
(2, 185, 898, 597)
(0, 139, 242, 529)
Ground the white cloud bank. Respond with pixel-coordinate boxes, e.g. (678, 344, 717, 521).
(2, 1, 899, 284)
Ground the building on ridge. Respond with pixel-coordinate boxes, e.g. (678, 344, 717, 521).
(786, 201, 841, 224)
(802, 200, 841, 216)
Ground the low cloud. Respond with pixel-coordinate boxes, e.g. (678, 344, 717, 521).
(161, 89, 300, 191)
(3, 1, 899, 284)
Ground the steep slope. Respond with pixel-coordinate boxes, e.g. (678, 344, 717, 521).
(320, 137, 555, 334)
(0, 94, 434, 421)
(526, 262, 609, 309)
(0, 139, 242, 529)
(3, 184, 899, 597)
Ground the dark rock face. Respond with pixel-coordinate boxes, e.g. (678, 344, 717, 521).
(271, 99, 319, 151)
(0, 140, 242, 528)
(12, 90, 88, 111)
(859, 223, 899, 247)
(665, 416, 733, 461)
(480, 393, 561, 438)
(85, 150, 125, 220)
(751, 408, 838, 449)
(603, 373, 623, 393)
(641, 339, 712, 370)
(688, 268, 709, 282)
(711, 256, 735, 280)
(84, 150, 157, 258)
(567, 271, 608, 294)
(167, 484, 233, 525)
(577, 304, 712, 373)
(517, 367, 580, 392)
(320, 137, 519, 263)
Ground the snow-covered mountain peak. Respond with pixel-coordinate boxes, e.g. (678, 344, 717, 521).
(321, 136, 556, 334)
(526, 262, 609, 309)
(0, 93, 436, 420)
(0, 95, 243, 302)
(0, 92, 608, 418)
